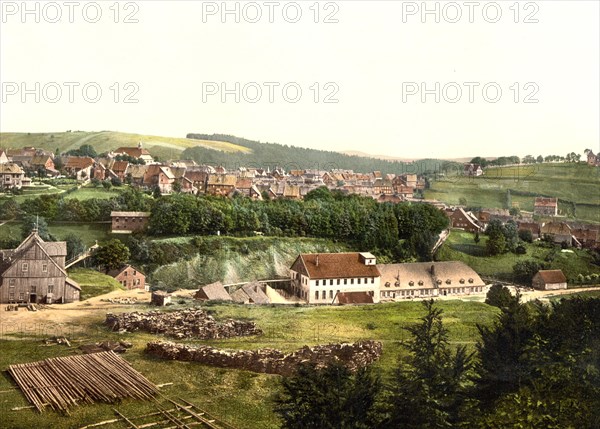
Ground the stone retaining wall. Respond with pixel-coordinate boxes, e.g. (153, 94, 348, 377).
(145, 340, 383, 376)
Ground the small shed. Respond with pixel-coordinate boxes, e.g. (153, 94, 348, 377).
(150, 291, 171, 306)
(231, 282, 270, 304)
(532, 270, 567, 290)
(194, 282, 232, 302)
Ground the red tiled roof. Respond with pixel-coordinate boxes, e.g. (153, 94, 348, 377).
(535, 197, 558, 207)
(65, 157, 94, 169)
(292, 253, 380, 280)
(536, 270, 567, 284)
(114, 147, 151, 158)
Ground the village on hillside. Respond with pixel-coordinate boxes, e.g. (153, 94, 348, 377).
(0, 142, 599, 429)
(1, 143, 598, 308)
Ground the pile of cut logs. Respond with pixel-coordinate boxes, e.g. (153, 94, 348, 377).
(7, 351, 158, 414)
(145, 340, 383, 376)
(105, 309, 262, 339)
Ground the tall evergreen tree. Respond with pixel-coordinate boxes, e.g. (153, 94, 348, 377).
(385, 300, 473, 428)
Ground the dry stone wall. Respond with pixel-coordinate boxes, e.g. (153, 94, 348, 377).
(105, 309, 262, 339)
(145, 340, 383, 376)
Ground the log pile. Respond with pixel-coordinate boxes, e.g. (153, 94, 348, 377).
(105, 309, 262, 339)
(7, 351, 158, 414)
(145, 340, 383, 376)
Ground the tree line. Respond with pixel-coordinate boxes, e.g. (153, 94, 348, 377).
(274, 295, 600, 428)
(1, 187, 449, 263)
(184, 133, 459, 176)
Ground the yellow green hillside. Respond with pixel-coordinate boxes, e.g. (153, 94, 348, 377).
(0, 131, 251, 159)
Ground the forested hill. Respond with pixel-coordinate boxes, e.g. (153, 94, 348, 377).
(184, 133, 458, 175)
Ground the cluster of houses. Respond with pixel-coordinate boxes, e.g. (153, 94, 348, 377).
(0, 228, 572, 306)
(0, 144, 428, 202)
(445, 198, 599, 249)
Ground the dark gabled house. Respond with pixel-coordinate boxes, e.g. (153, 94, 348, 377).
(0, 231, 80, 304)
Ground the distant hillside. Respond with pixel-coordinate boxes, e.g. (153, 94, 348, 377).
(185, 133, 458, 175)
(342, 150, 474, 164)
(426, 163, 600, 223)
(0, 131, 250, 160)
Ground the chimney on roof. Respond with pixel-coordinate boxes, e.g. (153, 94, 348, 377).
(430, 265, 435, 275)
(316, 254, 319, 267)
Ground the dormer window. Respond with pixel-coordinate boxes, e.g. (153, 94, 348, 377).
(468, 278, 474, 283)
(409, 281, 414, 286)
(385, 282, 390, 287)
(446, 279, 451, 285)
(436, 279, 442, 285)
(418, 280, 424, 286)
(459, 278, 465, 284)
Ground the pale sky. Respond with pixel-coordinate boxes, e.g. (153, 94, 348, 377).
(1, 1, 598, 159)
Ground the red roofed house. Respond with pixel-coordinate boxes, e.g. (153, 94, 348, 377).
(534, 197, 558, 216)
(113, 142, 154, 164)
(532, 269, 567, 290)
(64, 156, 95, 181)
(143, 165, 175, 194)
(108, 265, 146, 291)
(290, 252, 381, 304)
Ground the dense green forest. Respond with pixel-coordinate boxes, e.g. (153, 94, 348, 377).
(274, 295, 600, 428)
(184, 133, 459, 176)
(4, 187, 449, 265)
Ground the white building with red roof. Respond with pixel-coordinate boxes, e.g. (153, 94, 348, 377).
(290, 252, 381, 304)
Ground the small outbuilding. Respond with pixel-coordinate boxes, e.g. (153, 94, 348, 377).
(150, 291, 171, 306)
(194, 281, 232, 302)
(532, 270, 567, 290)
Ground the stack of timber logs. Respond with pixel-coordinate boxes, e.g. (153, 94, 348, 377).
(7, 351, 158, 414)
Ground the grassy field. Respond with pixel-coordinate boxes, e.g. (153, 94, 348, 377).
(0, 221, 111, 247)
(0, 299, 499, 429)
(436, 230, 600, 283)
(63, 186, 123, 200)
(426, 163, 600, 223)
(68, 268, 125, 299)
(0, 131, 251, 159)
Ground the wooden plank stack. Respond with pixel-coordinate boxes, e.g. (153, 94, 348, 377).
(7, 351, 158, 415)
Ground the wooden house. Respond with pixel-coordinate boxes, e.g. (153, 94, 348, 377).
(0, 231, 80, 304)
(532, 270, 567, 290)
(446, 208, 482, 232)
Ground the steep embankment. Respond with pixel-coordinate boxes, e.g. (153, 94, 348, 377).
(149, 236, 349, 291)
